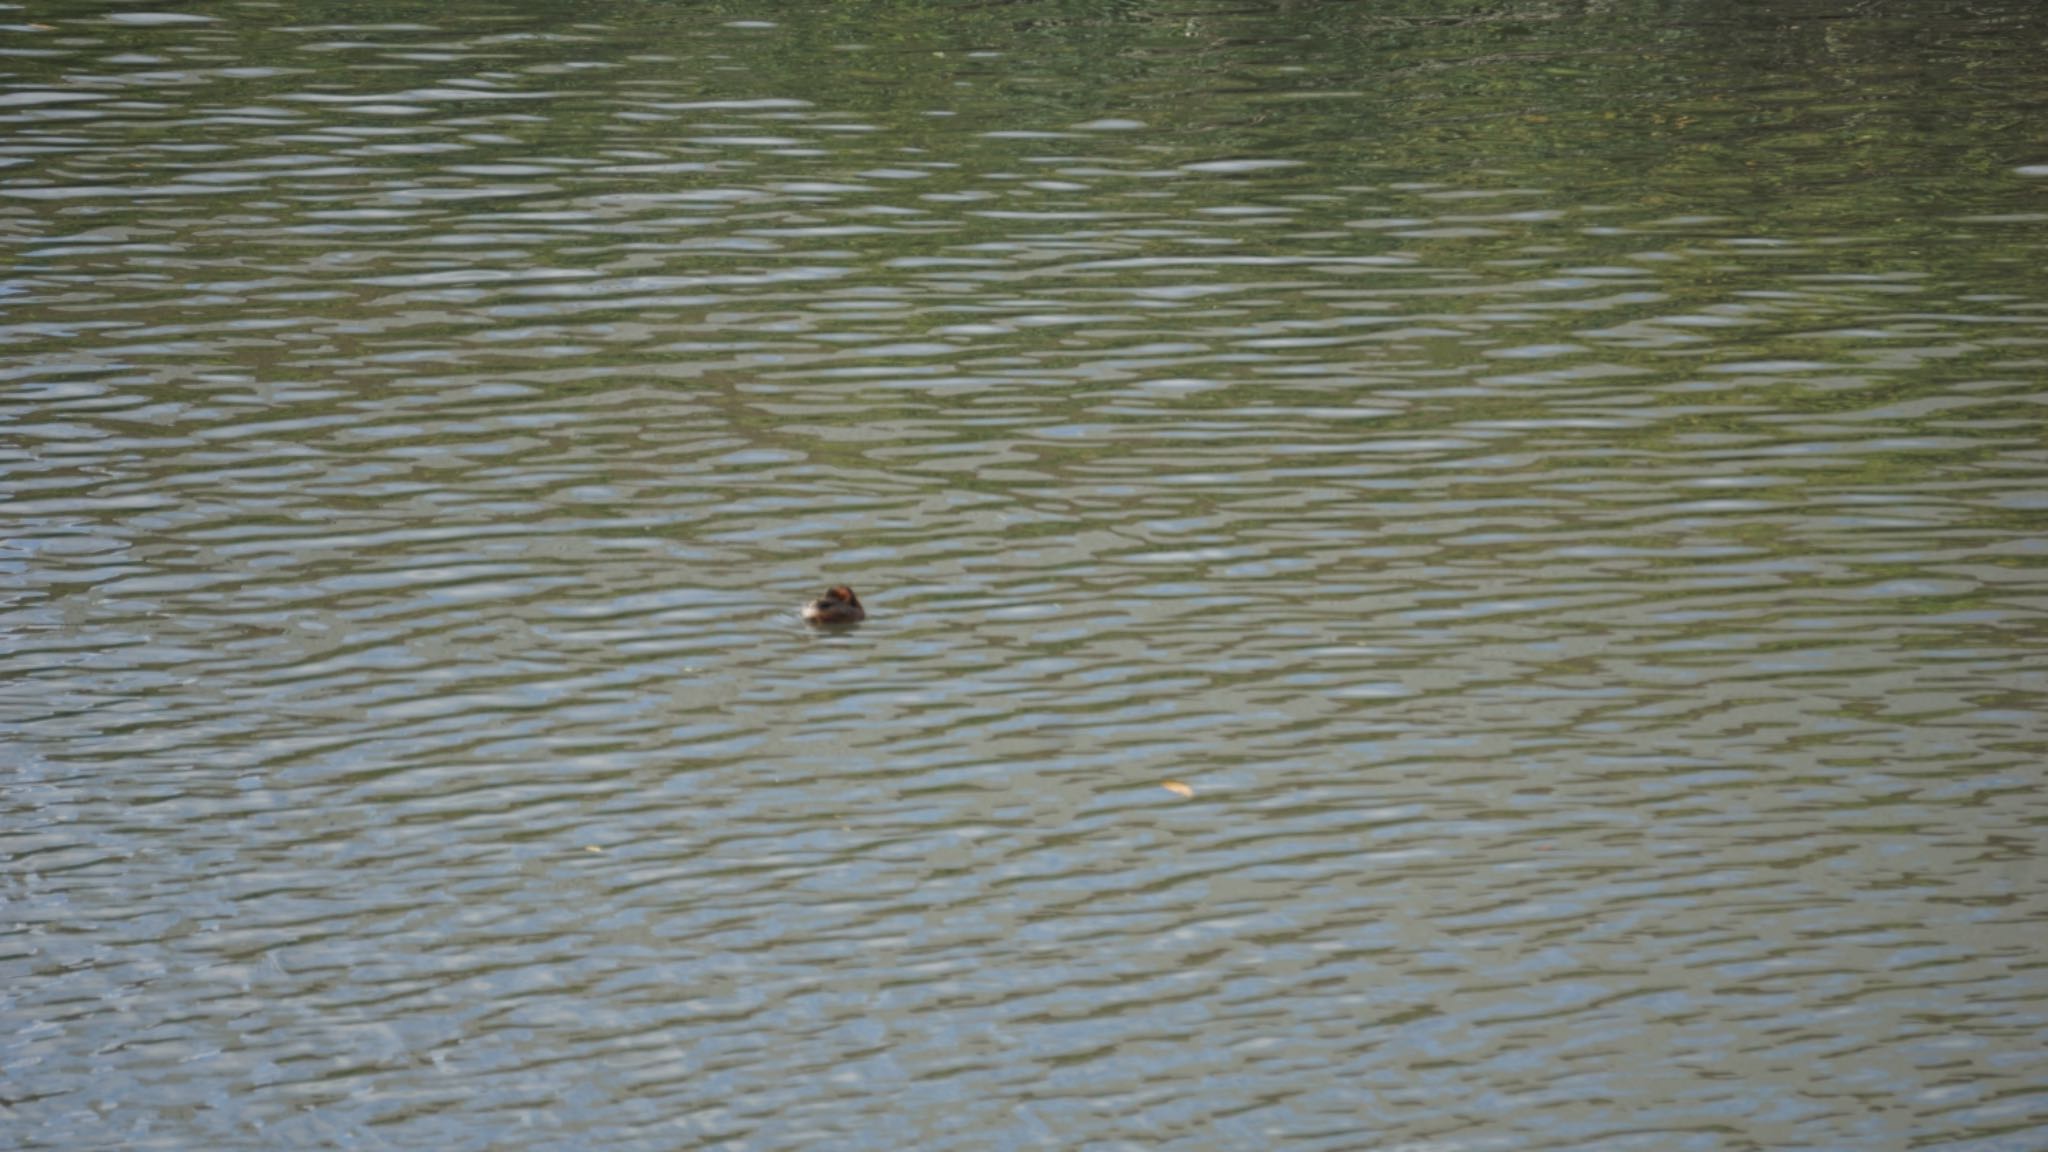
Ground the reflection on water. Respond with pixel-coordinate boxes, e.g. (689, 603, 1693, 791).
(5, 1, 2047, 1148)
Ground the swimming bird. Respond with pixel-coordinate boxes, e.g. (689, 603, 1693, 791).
(802, 585, 865, 626)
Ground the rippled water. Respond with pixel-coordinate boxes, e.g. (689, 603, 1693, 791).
(6, 2, 2048, 1149)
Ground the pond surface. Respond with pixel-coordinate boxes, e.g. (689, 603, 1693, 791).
(5, 1, 2047, 1148)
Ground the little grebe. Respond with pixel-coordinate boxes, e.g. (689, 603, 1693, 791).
(802, 585, 865, 626)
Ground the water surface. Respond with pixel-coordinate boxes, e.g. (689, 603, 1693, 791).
(5, 1, 2048, 1149)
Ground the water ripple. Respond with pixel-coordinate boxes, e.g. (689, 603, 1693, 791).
(5, 3, 2048, 1151)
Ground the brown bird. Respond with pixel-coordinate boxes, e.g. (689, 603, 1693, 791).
(802, 585, 865, 626)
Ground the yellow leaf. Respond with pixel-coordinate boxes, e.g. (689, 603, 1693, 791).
(1161, 781, 1194, 799)
(583, 845, 604, 853)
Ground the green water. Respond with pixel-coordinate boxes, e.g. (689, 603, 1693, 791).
(4, 2, 2047, 1149)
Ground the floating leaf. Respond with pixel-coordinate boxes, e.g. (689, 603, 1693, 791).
(1161, 781, 1194, 799)
(583, 845, 604, 853)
